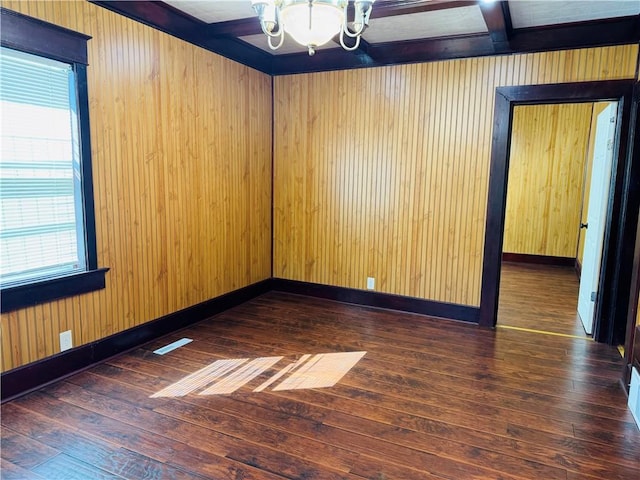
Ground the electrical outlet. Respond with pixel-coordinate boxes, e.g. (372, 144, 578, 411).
(60, 330, 73, 352)
(367, 277, 375, 290)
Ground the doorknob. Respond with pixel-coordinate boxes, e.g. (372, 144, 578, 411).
(580, 222, 588, 229)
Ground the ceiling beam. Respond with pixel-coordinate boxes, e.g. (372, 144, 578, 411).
(346, 37, 377, 63)
(272, 33, 495, 75)
(206, 1, 478, 39)
(89, 1, 640, 77)
(509, 15, 640, 52)
(271, 14, 640, 75)
(478, 0, 511, 53)
(207, 17, 262, 38)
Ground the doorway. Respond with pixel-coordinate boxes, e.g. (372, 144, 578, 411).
(479, 80, 637, 346)
(497, 101, 618, 338)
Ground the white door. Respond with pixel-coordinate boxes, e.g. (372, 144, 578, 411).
(577, 102, 618, 334)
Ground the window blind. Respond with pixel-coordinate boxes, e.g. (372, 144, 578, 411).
(0, 46, 86, 287)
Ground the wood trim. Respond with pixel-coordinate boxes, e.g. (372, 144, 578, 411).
(480, 80, 637, 347)
(501, 253, 575, 267)
(249, 15, 640, 75)
(623, 214, 640, 388)
(599, 82, 639, 345)
(207, 17, 262, 38)
(271, 278, 480, 324)
(270, 15, 640, 74)
(478, 0, 510, 53)
(0, 10, 105, 314)
(479, 89, 511, 328)
(87, 2, 639, 76)
(623, 84, 640, 389)
(509, 15, 640, 53)
(0, 268, 109, 314)
(0, 7, 90, 64)
(1, 276, 483, 402)
(0, 279, 272, 402)
(575, 259, 582, 280)
(76, 63, 99, 272)
(202, 1, 478, 39)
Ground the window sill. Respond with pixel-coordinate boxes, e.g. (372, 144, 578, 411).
(1, 267, 109, 313)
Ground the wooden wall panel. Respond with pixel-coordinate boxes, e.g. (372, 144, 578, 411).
(503, 103, 593, 258)
(273, 45, 638, 306)
(0, 1, 272, 372)
(577, 102, 613, 265)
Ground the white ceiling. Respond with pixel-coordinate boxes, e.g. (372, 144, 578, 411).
(162, 1, 640, 56)
(164, 0, 255, 23)
(509, 0, 640, 29)
(364, 5, 488, 44)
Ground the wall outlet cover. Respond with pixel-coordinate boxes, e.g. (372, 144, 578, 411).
(367, 277, 375, 290)
(59, 330, 73, 352)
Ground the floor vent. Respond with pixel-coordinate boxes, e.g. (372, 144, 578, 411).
(629, 367, 640, 430)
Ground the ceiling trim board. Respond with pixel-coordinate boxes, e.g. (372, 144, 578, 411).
(508, 15, 640, 52)
(479, 0, 511, 53)
(208, 17, 263, 38)
(206, 1, 480, 40)
(89, 1, 639, 77)
(271, 47, 378, 75)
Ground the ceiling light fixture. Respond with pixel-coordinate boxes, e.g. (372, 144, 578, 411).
(251, 0, 375, 56)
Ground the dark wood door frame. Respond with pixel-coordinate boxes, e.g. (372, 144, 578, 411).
(479, 80, 638, 345)
(623, 85, 640, 388)
(623, 207, 640, 389)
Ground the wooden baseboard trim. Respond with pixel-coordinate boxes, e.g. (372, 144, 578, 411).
(1, 277, 483, 402)
(271, 278, 480, 324)
(502, 253, 575, 267)
(0, 279, 272, 403)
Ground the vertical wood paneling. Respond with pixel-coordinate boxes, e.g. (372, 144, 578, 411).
(503, 103, 593, 258)
(0, 1, 272, 372)
(273, 44, 638, 306)
(577, 102, 612, 265)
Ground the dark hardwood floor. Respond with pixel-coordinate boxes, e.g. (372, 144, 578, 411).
(2, 291, 639, 479)
(498, 262, 587, 337)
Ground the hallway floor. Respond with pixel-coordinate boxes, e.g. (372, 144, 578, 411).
(498, 262, 587, 337)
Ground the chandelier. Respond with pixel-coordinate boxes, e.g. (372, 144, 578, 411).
(251, 0, 375, 56)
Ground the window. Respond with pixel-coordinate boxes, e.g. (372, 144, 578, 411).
(1, 48, 87, 285)
(0, 9, 107, 312)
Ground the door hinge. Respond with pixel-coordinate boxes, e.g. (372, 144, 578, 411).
(591, 291, 597, 302)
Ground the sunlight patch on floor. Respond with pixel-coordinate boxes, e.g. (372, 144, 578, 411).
(150, 351, 367, 398)
(200, 356, 284, 395)
(272, 351, 367, 391)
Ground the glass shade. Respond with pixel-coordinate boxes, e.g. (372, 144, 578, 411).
(281, 2, 344, 47)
